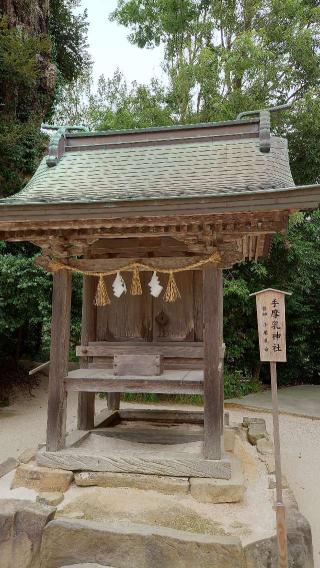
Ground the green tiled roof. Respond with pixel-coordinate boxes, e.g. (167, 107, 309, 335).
(0, 121, 295, 205)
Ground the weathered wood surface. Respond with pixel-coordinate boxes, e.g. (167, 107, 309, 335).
(78, 274, 97, 430)
(276, 502, 288, 568)
(91, 426, 205, 446)
(107, 393, 121, 411)
(203, 265, 224, 460)
(153, 272, 195, 341)
(46, 270, 72, 451)
(38, 450, 232, 478)
(89, 356, 203, 370)
(94, 409, 120, 428)
(65, 369, 204, 394)
(118, 409, 205, 424)
(113, 353, 163, 376)
(77, 341, 204, 358)
(96, 272, 152, 341)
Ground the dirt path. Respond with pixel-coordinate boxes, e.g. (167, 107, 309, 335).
(1, 379, 319, 566)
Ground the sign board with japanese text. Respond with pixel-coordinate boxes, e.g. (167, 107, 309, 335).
(250, 288, 291, 363)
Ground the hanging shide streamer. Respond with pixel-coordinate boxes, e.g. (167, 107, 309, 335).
(164, 272, 181, 303)
(130, 266, 142, 296)
(94, 275, 111, 306)
(112, 272, 127, 298)
(148, 271, 163, 298)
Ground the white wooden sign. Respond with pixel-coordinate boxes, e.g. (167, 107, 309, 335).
(250, 288, 291, 363)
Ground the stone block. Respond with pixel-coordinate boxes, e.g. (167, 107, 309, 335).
(0, 498, 55, 568)
(224, 428, 236, 452)
(37, 492, 64, 506)
(40, 518, 246, 568)
(244, 507, 314, 568)
(18, 448, 37, 464)
(74, 471, 189, 495)
(242, 417, 266, 428)
(190, 458, 245, 504)
(256, 438, 274, 456)
(0, 457, 18, 478)
(11, 464, 73, 492)
(247, 422, 267, 445)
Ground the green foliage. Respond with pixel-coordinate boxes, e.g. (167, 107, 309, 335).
(112, 0, 320, 183)
(0, 245, 83, 362)
(49, 0, 91, 84)
(54, 70, 174, 130)
(0, 2, 90, 197)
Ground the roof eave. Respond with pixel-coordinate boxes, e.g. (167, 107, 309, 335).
(0, 185, 319, 232)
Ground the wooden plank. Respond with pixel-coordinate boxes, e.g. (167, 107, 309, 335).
(38, 450, 231, 478)
(65, 378, 203, 395)
(88, 356, 203, 370)
(96, 272, 153, 341)
(118, 409, 205, 424)
(203, 264, 223, 460)
(114, 353, 163, 376)
(153, 272, 195, 341)
(77, 341, 204, 358)
(116, 408, 230, 426)
(64, 369, 203, 395)
(78, 274, 97, 429)
(46, 270, 72, 451)
(94, 409, 120, 428)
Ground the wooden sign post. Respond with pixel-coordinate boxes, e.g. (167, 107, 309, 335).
(250, 288, 292, 568)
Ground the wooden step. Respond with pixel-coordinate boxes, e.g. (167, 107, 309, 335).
(64, 369, 204, 395)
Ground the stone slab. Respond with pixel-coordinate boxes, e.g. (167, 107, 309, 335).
(11, 463, 73, 492)
(0, 457, 18, 478)
(18, 448, 37, 464)
(74, 471, 189, 495)
(256, 438, 273, 455)
(247, 423, 267, 445)
(40, 518, 245, 568)
(190, 458, 245, 504)
(0, 498, 55, 568)
(244, 507, 314, 568)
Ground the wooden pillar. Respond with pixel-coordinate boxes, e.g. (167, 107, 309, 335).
(46, 270, 72, 451)
(77, 275, 97, 430)
(203, 264, 224, 460)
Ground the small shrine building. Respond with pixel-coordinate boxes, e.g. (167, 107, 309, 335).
(0, 113, 319, 476)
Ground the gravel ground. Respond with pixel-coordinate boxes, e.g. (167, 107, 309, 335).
(228, 407, 320, 567)
(0, 379, 319, 565)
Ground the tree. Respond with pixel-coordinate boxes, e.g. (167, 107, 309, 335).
(0, 1, 90, 197)
(54, 70, 174, 130)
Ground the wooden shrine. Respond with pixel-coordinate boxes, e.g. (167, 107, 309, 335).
(0, 114, 319, 475)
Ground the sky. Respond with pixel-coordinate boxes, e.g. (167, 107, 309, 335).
(80, 0, 164, 85)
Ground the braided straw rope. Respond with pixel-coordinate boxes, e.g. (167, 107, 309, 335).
(48, 252, 221, 305)
(48, 251, 221, 277)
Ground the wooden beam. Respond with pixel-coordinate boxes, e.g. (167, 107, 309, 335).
(203, 264, 224, 460)
(46, 270, 72, 451)
(77, 275, 97, 430)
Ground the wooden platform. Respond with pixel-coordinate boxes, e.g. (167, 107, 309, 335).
(65, 369, 204, 394)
